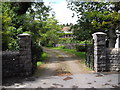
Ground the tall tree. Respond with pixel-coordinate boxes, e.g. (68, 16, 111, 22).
(40, 17, 62, 46)
(2, 2, 51, 50)
(67, 1, 120, 47)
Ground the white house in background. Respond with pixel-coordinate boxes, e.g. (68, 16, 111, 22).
(60, 26, 73, 38)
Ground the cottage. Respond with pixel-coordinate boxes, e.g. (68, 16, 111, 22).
(60, 26, 73, 38)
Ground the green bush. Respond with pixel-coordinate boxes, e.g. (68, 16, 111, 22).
(76, 45, 86, 52)
(32, 42, 43, 61)
(57, 45, 65, 49)
(79, 40, 92, 44)
(59, 38, 73, 44)
(8, 39, 19, 50)
(37, 61, 44, 66)
(31, 42, 43, 73)
(41, 52, 49, 60)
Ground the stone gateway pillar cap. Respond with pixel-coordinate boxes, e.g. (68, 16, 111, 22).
(92, 32, 107, 40)
(92, 32, 106, 36)
(18, 33, 31, 37)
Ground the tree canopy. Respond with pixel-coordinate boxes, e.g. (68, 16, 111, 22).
(67, 1, 120, 47)
(2, 2, 62, 50)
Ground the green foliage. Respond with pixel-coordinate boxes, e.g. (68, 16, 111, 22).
(40, 17, 62, 47)
(57, 45, 65, 49)
(2, 2, 57, 50)
(2, 2, 19, 50)
(76, 45, 86, 52)
(67, 2, 120, 45)
(79, 40, 92, 44)
(37, 52, 49, 66)
(37, 61, 44, 66)
(59, 38, 73, 44)
(41, 52, 49, 61)
(32, 43, 43, 61)
(8, 38, 19, 50)
(40, 30, 60, 47)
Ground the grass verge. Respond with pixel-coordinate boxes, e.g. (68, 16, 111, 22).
(50, 47, 86, 63)
(37, 52, 49, 67)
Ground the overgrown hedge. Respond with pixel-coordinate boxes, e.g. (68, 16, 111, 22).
(32, 42, 43, 61)
(31, 42, 43, 73)
(75, 44, 87, 52)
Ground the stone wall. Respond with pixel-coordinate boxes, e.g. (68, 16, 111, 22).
(2, 51, 20, 78)
(106, 48, 120, 71)
(2, 33, 36, 78)
(92, 32, 120, 72)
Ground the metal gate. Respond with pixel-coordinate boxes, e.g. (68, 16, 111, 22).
(85, 40, 94, 70)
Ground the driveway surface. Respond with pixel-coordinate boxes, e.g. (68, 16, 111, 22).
(2, 48, 120, 89)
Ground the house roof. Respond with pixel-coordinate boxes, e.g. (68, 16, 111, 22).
(61, 27, 71, 32)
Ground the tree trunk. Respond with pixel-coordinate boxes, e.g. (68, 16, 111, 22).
(108, 29, 117, 48)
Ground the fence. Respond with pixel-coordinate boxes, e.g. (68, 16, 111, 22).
(85, 43, 94, 70)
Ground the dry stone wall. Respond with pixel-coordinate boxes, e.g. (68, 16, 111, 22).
(106, 48, 120, 71)
(2, 33, 36, 78)
(92, 32, 120, 72)
(2, 51, 20, 78)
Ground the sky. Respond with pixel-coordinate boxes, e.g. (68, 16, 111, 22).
(44, 0, 78, 24)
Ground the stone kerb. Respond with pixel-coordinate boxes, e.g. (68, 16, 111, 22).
(18, 33, 32, 76)
(92, 32, 107, 72)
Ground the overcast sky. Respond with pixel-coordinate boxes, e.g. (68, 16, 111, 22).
(44, 0, 78, 24)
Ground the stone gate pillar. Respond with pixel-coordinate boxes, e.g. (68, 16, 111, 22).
(18, 33, 32, 76)
(115, 32, 120, 48)
(92, 32, 107, 72)
(117, 34, 120, 48)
